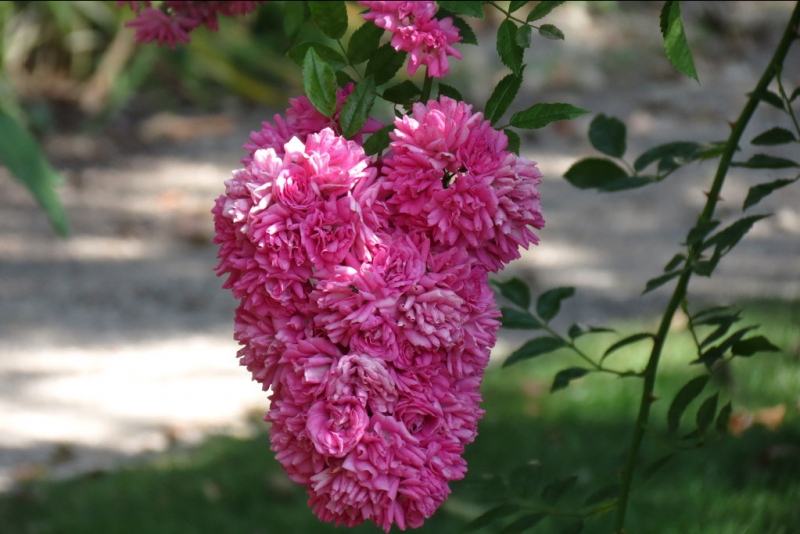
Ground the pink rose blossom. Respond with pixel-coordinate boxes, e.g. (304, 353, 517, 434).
(306, 398, 370, 457)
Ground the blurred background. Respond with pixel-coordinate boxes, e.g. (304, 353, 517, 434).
(1, 2, 799, 533)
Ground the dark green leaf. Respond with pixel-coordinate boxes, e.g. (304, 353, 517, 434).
(438, 83, 463, 101)
(731, 335, 780, 356)
(340, 77, 376, 139)
(504, 337, 568, 368)
(685, 220, 720, 246)
(497, 19, 524, 75)
(282, 0, 308, 39)
(643, 453, 675, 480)
(362, 124, 393, 156)
(366, 44, 406, 86)
(536, 286, 575, 321)
(336, 70, 356, 87)
(659, 0, 671, 35)
(491, 277, 531, 309)
(568, 324, 615, 339)
(716, 401, 732, 435)
(560, 521, 584, 534)
(749, 89, 785, 110)
(501, 308, 543, 329)
(691, 305, 739, 324)
(347, 22, 384, 64)
(511, 102, 589, 129)
(791, 87, 800, 102)
(541, 474, 578, 503)
(464, 504, 521, 532)
(703, 215, 770, 255)
(504, 129, 521, 154)
(382, 80, 420, 105)
(695, 326, 757, 368)
(487, 73, 523, 123)
(563, 158, 628, 190)
(303, 48, 338, 117)
(588, 114, 627, 158)
(643, 271, 682, 294)
(509, 1, 529, 13)
(508, 462, 542, 498)
(551, 367, 589, 392)
(437, 1, 484, 18)
(743, 177, 798, 210)
(633, 141, 702, 172)
(660, 1, 698, 82)
(602, 333, 654, 362)
(751, 126, 796, 146)
(438, 11, 478, 45)
(0, 110, 68, 236)
(515, 24, 532, 48)
(538, 23, 564, 40)
(308, 1, 348, 39)
(731, 154, 799, 169)
(668, 375, 710, 434)
(699, 314, 740, 349)
(691, 257, 719, 278)
(527, 1, 564, 22)
(288, 41, 347, 70)
(664, 253, 686, 272)
(500, 514, 545, 534)
(583, 484, 620, 508)
(695, 393, 718, 433)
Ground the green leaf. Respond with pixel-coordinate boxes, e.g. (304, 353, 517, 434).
(551, 367, 589, 392)
(703, 215, 770, 256)
(366, 44, 407, 85)
(527, 1, 564, 21)
(634, 141, 702, 173)
(568, 324, 615, 339)
(383, 80, 420, 106)
(497, 19, 524, 75)
(464, 504, 521, 532)
(560, 521, 584, 534)
(643, 453, 675, 480)
(699, 313, 740, 349)
(791, 87, 800, 102)
(660, 1, 698, 82)
(538, 23, 565, 40)
(339, 77, 376, 139)
(685, 220, 720, 246)
(288, 41, 347, 70)
(691, 305, 739, 325)
(716, 401, 732, 435)
(511, 102, 590, 129)
(438, 11, 478, 45)
(588, 114, 627, 158)
(437, 1, 485, 18)
(348, 22, 384, 64)
(668, 375, 710, 434)
(563, 158, 628, 190)
(695, 392, 718, 433)
(664, 253, 686, 272)
(282, 0, 308, 39)
(536, 286, 575, 321)
(508, 462, 542, 498)
(308, 1, 348, 39)
(500, 514, 545, 534)
(602, 333, 654, 362)
(362, 124, 393, 156)
(303, 48, 338, 117)
(0, 110, 69, 236)
(515, 25, 533, 48)
(743, 177, 798, 210)
(643, 271, 682, 294)
(582, 484, 620, 508)
(438, 83, 464, 101)
(509, 1, 529, 13)
(501, 308, 543, 329)
(504, 337, 568, 368)
(731, 335, 780, 356)
(541, 474, 578, 503)
(491, 277, 531, 309)
(336, 70, 356, 87)
(731, 154, 799, 169)
(504, 129, 521, 154)
(697, 326, 757, 368)
(749, 89, 785, 111)
(751, 126, 796, 146)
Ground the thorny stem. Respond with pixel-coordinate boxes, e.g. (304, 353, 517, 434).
(613, 4, 800, 533)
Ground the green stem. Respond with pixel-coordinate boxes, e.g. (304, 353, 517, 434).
(612, 4, 800, 533)
(420, 69, 433, 102)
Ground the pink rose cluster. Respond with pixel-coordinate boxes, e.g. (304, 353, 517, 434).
(360, 1, 463, 78)
(119, 1, 264, 49)
(213, 94, 544, 531)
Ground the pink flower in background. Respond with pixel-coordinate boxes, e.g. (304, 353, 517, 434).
(124, 7, 191, 49)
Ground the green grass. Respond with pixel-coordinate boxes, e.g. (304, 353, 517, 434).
(2, 301, 798, 534)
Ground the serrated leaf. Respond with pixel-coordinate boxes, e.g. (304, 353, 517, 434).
(749, 89, 785, 110)
(438, 11, 478, 45)
(668, 375, 710, 434)
(541, 474, 578, 503)
(303, 48, 338, 117)
(497, 19, 524, 75)
(703, 215, 770, 256)
(643, 453, 675, 480)
(695, 392, 718, 433)
(588, 114, 627, 158)
(348, 22, 384, 64)
(643, 271, 682, 294)
(582, 484, 620, 508)
(509, 1, 529, 13)
(731, 335, 780, 356)
(500, 514, 545, 534)
(0, 110, 68, 236)
(501, 308, 543, 329)
(504, 129, 521, 154)
(538, 23, 564, 40)
(551, 367, 589, 392)
(340, 77, 376, 139)
(568, 324, 615, 339)
(464, 504, 521, 532)
(492, 277, 531, 309)
(751, 126, 796, 146)
(685, 220, 720, 246)
(536, 286, 575, 321)
(563, 158, 628, 190)
(664, 253, 686, 272)
(743, 177, 798, 210)
(365, 44, 407, 85)
(383, 80, 420, 106)
(362, 124, 393, 156)
(515, 25, 532, 48)
(527, 1, 564, 22)
(716, 401, 732, 435)
(696, 326, 757, 368)
(438, 83, 463, 101)
(508, 462, 542, 498)
(511, 102, 590, 129)
(660, 1, 698, 82)
(602, 333, 654, 362)
(437, 1, 485, 18)
(731, 154, 799, 169)
(504, 337, 568, 367)
(308, 1, 348, 39)
(288, 41, 346, 70)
